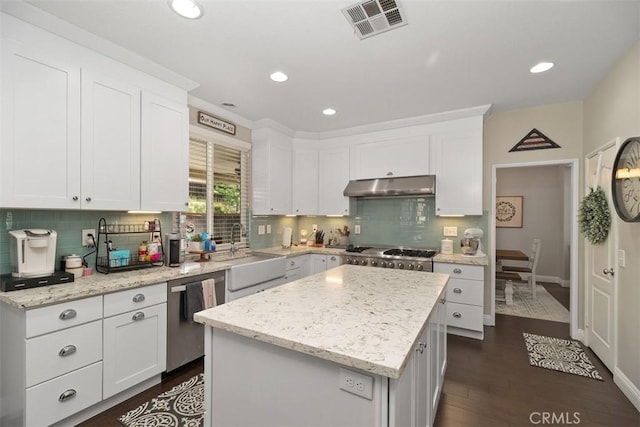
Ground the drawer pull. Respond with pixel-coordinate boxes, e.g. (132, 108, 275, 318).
(58, 345, 77, 357)
(132, 293, 145, 303)
(59, 309, 77, 320)
(453, 288, 462, 294)
(132, 311, 145, 321)
(453, 312, 462, 319)
(452, 268, 462, 274)
(440, 298, 447, 304)
(58, 389, 77, 402)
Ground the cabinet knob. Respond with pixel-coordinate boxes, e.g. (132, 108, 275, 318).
(85, 197, 92, 202)
(58, 389, 77, 402)
(58, 345, 77, 358)
(415, 342, 426, 354)
(132, 293, 145, 303)
(132, 311, 145, 321)
(453, 268, 462, 274)
(185, 202, 189, 206)
(453, 312, 462, 318)
(453, 288, 462, 294)
(59, 309, 77, 320)
(440, 298, 447, 304)
(72, 196, 79, 201)
(330, 256, 336, 261)
(386, 172, 393, 176)
(290, 261, 295, 266)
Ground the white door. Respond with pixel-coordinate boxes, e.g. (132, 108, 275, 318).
(586, 142, 617, 372)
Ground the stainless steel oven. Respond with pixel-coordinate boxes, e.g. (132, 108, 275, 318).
(166, 271, 225, 373)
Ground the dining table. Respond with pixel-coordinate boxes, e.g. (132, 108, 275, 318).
(495, 248, 529, 305)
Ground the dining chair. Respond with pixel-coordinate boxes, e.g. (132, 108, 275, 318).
(502, 238, 541, 297)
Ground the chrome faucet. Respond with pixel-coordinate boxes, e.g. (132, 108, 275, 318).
(230, 223, 245, 256)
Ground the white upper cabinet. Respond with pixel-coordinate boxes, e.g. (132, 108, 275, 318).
(349, 136, 430, 180)
(81, 70, 141, 210)
(252, 128, 292, 215)
(430, 120, 483, 216)
(1, 41, 82, 209)
(140, 92, 189, 212)
(292, 148, 319, 215)
(318, 146, 350, 215)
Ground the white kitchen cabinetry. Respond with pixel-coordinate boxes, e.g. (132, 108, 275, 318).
(1, 41, 81, 209)
(434, 262, 484, 339)
(318, 147, 351, 215)
(81, 70, 141, 210)
(430, 127, 483, 216)
(103, 283, 167, 398)
(292, 148, 319, 215)
(252, 128, 292, 215)
(349, 137, 430, 180)
(0, 295, 104, 426)
(390, 295, 446, 427)
(141, 92, 189, 211)
(310, 254, 341, 275)
(284, 255, 310, 283)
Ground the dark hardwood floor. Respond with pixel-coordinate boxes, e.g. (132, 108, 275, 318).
(541, 281, 570, 310)
(82, 297, 639, 426)
(434, 314, 640, 427)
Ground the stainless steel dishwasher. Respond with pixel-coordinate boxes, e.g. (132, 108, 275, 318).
(166, 271, 226, 373)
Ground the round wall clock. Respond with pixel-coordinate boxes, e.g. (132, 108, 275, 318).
(612, 136, 640, 222)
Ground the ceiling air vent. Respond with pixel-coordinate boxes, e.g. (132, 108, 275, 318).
(342, 0, 407, 40)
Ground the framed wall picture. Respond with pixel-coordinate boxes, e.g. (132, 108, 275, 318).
(496, 196, 523, 228)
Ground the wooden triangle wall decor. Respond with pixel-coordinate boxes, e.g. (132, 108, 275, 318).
(509, 128, 561, 152)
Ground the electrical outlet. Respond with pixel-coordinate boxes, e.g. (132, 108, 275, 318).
(443, 226, 458, 237)
(618, 249, 626, 268)
(266, 224, 272, 234)
(82, 229, 96, 247)
(258, 225, 266, 235)
(354, 224, 361, 234)
(339, 368, 373, 400)
(312, 224, 318, 232)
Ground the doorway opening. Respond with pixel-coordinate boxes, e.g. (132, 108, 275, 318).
(490, 159, 579, 339)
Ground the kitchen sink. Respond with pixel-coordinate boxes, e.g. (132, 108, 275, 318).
(225, 254, 286, 291)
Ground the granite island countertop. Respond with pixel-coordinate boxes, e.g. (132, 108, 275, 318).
(0, 250, 256, 309)
(194, 264, 449, 379)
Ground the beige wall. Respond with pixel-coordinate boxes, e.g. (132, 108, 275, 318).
(584, 41, 640, 395)
(483, 101, 584, 313)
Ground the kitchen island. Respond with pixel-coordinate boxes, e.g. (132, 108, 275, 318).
(194, 264, 449, 427)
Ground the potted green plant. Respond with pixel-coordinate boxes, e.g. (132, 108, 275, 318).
(189, 234, 203, 251)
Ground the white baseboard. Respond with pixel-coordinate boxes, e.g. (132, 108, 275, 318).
(614, 367, 640, 412)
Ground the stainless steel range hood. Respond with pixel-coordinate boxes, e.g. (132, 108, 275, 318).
(343, 175, 436, 198)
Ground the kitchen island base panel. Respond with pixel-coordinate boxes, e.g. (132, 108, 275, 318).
(205, 328, 387, 427)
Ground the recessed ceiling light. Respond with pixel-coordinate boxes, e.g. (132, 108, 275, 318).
(323, 108, 337, 116)
(169, 0, 203, 19)
(270, 71, 288, 83)
(530, 62, 554, 73)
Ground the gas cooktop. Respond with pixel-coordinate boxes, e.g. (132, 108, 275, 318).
(345, 246, 438, 259)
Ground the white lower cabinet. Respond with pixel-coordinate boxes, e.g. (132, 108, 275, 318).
(0, 283, 168, 426)
(284, 255, 310, 283)
(310, 254, 342, 275)
(434, 262, 485, 340)
(103, 284, 167, 398)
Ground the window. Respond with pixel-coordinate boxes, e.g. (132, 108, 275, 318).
(184, 137, 248, 246)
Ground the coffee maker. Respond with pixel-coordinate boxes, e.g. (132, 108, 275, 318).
(164, 233, 185, 267)
(9, 229, 58, 277)
(460, 228, 485, 257)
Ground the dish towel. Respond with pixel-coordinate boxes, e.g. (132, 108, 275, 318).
(181, 281, 204, 321)
(201, 278, 217, 309)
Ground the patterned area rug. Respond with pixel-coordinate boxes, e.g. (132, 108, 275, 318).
(523, 333, 604, 381)
(118, 373, 204, 427)
(496, 282, 569, 323)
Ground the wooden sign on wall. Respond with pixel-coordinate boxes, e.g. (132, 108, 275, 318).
(198, 111, 236, 135)
(509, 128, 560, 152)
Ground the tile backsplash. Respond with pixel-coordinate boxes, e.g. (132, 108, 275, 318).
(0, 209, 173, 275)
(250, 198, 487, 251)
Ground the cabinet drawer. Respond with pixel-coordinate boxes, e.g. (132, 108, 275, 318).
(446, 278, 483, 306)
(26, 361, 102, 427)
(284, 267, 301, 283)
(26, 295, 103, 338)
(104, 282, 166, 317)
(26, 320, 102, 388)
(434, 263, 483, 281)
(286, 255, 307, 271)
(446, 302, 483, 332)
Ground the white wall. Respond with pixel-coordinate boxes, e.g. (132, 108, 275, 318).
(496, 165, 568, 282)
(583, 41, 640, 408)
